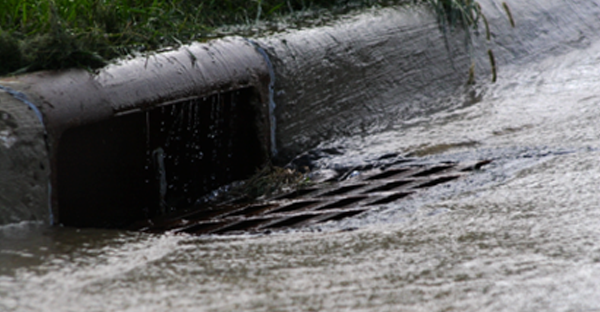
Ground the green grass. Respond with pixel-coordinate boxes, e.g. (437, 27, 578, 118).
(0, 0, 402, 75)
(0, 0, 509, 77)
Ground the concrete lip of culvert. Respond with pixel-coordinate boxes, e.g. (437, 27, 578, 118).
(1, 0, 600, 229)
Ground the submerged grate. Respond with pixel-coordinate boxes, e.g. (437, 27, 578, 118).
(131, 159, 491, 235)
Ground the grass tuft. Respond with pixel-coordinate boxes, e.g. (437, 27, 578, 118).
(0, 31, 23, 74)
(0, 0, 409, 76)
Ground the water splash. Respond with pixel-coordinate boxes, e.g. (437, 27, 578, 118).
(151, 147, 168, 214)
(245, 38, 278, 157)
(137, 88, 268, 218)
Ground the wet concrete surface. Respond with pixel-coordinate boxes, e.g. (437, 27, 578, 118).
(0, 91, 49, 225)
(263, 0, 600, 160)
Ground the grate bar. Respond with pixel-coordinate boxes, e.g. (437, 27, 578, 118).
(135, 159, 491, 235)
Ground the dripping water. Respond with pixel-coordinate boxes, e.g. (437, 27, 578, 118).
(246, 39, 278, 157)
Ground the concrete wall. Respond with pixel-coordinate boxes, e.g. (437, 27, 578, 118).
(260, 0, 600, 160)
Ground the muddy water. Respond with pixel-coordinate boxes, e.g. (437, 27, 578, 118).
(4, 17, 600, 312)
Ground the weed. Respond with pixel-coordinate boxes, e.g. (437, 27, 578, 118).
(423, 0, 514, 83)
(426, 0, 482, 29)
(0, 31, 22, 74)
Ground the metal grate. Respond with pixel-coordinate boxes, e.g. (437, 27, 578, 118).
(131, 159, 491, 235)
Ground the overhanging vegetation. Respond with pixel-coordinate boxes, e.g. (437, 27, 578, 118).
(0, 0, 508, 76)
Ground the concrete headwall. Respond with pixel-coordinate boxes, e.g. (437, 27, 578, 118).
(0, 38, 271, 226)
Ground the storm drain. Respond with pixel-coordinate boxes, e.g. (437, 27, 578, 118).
(131, 159, 491, 235)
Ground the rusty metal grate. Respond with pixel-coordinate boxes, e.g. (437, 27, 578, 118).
(131, 159, 491, 235)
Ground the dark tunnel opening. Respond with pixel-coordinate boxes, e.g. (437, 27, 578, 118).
(56, 87, 268, 227)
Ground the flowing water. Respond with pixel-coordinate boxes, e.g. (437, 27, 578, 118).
(4, 8, 600, 312)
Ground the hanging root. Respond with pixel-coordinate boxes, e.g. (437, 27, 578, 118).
(502, 2, 515, 28)
(467, 61, 476, 85)
(487, 49, 497, 83)
(424, 0, 514, 83)
(475, 3, 491, 40)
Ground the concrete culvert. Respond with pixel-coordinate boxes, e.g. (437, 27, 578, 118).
(3, 0, 600, 230)
(0, 37, 272, 227)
